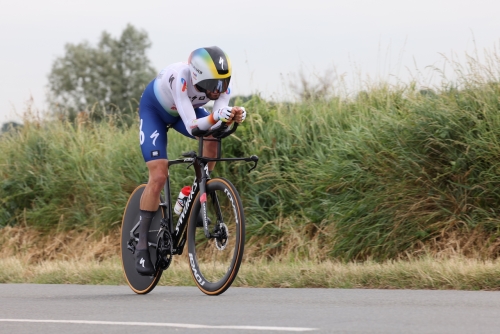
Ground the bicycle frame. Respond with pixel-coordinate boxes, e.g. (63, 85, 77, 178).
(126, 122, 259, 281)
(121, 117, 259, 296)
(163, 134, 258, 254)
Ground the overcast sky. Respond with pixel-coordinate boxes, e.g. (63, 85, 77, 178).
(1, 0, 499, 123)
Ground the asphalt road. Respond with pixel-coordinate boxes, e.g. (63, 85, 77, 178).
(1, 284, 500, 333)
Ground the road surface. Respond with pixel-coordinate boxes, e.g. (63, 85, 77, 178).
(1, 284, 500, 333)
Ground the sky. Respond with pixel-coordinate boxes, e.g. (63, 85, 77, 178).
(1, 0, 499, 124)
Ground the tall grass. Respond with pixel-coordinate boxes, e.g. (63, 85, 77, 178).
(2, 256, 500, 290)
(1, 50, 500, 261)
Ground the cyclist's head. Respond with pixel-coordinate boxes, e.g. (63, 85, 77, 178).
(188, 46, 231, 100)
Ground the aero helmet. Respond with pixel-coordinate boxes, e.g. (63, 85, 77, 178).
(188, 46, 231, 93)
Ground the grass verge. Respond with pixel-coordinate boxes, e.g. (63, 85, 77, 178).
(1, 256, 500, 290)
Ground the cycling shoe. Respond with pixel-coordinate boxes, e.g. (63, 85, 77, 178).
(135, 249, 155, 276)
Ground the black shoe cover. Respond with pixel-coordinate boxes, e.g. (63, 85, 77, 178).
(196, 209, 212, 228)
(135, 249, 155, 276)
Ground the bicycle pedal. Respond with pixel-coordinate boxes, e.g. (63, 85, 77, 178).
(127, 239, 136, 254)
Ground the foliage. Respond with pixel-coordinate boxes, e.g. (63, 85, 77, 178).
(3, 50, 500, 261)
(229, 94, 261, 106)
(47, 24, 156, 123)
(3, 255, 500, 290)
(288, 68, 337, 101)
(0, 122, 22, 134)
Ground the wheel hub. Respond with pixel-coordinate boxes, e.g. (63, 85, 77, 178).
(215, 222, 229, 250)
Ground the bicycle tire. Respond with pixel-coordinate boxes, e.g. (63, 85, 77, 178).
(187, 177, 245, 295)
(120, 184, 163, 294)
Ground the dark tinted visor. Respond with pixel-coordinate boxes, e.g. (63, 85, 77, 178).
(197, 77, 231, 93)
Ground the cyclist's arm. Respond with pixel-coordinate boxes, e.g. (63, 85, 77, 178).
(172, 76, 216, 135)
(212, 86, 242, 124)
(212, 87, 231, 111)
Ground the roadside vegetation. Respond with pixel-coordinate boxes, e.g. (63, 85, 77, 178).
(1, 42, 500, 288)
(1, 226, 499, 289)
(2, 255, 500, 290)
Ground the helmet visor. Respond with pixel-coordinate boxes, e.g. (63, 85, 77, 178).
(197, 77, 231, 93)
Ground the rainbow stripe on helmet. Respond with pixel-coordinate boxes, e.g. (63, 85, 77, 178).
(188, 47, 231, 80)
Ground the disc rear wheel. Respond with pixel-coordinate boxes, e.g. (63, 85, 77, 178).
(120, 184, 163, 294)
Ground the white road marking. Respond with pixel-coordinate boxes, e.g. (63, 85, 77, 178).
(0, 319, 317, 331)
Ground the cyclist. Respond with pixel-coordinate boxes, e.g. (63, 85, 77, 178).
(135, 46, 247, 275)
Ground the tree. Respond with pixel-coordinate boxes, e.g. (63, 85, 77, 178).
(0, 121, 22, 134)
(48, 24, 157, 122)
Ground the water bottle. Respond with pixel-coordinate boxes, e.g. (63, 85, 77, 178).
(174, 186, 191, 215)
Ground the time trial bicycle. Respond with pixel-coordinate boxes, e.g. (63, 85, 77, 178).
(120, 123, 258, 295)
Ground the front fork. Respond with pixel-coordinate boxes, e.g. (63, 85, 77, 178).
(196, 160, 226, 241)
(195, 160, 211, 238)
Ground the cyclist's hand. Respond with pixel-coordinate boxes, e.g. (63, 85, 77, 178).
(232, 107, 247, 124)
(213, 107, 234, 123)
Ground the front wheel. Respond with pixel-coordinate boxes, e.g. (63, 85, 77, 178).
(187, 178, 245, 295)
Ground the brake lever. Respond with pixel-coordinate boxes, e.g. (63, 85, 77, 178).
(248, 155, 259, 173)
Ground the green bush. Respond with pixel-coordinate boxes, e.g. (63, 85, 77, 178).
(2, 56, 500, 261)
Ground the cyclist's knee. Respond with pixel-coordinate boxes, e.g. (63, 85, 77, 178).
(149, 173, 166, 191)
(146, 159, 168, 191)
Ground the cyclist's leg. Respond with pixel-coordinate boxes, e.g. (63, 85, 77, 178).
(172, 107, 218, 171)
(203, 137, 218, 172)
(136, 81, 171, 275)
